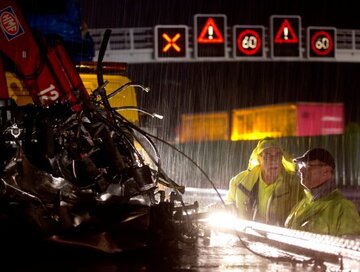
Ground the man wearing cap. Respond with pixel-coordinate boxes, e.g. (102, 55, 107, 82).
(225, 137, 304, 226)
(285, 148, 360, 236)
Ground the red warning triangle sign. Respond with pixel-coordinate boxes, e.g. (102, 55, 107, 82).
(274, 19, 298, 44)
(197, 17, 224, 44)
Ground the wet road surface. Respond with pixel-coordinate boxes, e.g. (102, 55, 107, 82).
(7, 230, 336, 272)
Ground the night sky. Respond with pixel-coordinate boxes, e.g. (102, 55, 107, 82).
(79, 0, 360, 135)
(79, 0, 360, 29)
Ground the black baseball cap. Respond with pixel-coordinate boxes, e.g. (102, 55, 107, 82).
(293, 148, 335, 169)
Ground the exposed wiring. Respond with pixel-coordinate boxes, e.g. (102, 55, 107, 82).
(113, 106, 163, 119)
(106, 82, 150, 100)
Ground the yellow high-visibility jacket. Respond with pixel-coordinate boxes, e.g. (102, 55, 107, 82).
(285, 189, 360, 236)
(226, 165, 304, 226)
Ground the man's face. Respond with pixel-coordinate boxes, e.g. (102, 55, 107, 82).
(296, 160, 331, 189)
(259, 147, 282, 176)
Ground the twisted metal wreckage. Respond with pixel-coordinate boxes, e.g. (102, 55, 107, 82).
(0, 0, 199, 255)
(1, 1, 360, 270)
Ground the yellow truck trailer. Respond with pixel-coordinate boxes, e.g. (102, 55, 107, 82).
(3, 62, 139, 124)
(180, 102, 344, 142)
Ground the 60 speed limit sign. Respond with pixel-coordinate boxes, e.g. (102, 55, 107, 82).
(233, 26, 264, 58)
(307, 27, 336, 58)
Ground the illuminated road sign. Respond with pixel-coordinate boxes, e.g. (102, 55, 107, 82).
(194, 14, 227, 59)
(307, 27, 336, 59)
(154, 25, 188, 59)
(233, 25, 264, 59)
(270, 15, 301, 59)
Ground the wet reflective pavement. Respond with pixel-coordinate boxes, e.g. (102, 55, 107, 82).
(7, 230, 338, 272)
(162, 231, 317, 272)
(5, 187, 358, 272)
(2, 186, 358, 272)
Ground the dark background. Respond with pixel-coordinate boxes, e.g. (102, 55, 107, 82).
(79, 0, 360, 140)
(79, 0, 360, 29)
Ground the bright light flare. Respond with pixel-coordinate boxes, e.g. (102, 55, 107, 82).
(206, 211, 243, 232)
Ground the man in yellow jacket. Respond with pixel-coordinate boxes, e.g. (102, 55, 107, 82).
(225, 137, 304, 226)
(285, 148, 360, 236)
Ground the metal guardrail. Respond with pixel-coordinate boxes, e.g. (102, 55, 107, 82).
(89, 27, 360, 63)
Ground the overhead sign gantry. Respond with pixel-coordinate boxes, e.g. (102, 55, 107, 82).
(137, 14, 343, 62)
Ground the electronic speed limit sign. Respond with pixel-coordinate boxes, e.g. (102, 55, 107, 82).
(307, 27, 336, 59)
(233, 26, 264, 59)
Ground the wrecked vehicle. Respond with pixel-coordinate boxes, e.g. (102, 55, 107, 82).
(0, 0, 199, 256)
